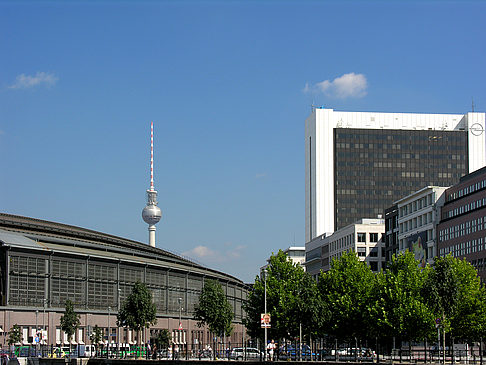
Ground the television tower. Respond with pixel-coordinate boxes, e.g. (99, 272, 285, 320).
(142, 122, 162, 247)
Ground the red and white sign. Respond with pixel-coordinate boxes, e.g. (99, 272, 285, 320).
(261, 313, 271, 328)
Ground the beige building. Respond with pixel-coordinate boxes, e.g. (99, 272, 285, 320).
(305, 218, 385, 280)
(396, 186, 447, 265)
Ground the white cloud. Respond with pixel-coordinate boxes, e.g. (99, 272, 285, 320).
(183, 243, 246, 263)
(9, 72, 58, 89)
(304, 72, 368, 99)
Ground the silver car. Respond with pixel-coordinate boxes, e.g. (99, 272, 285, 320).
(230, 347, 262, 360)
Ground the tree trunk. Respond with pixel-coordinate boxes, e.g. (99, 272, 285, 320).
(443, 327, 446, 365)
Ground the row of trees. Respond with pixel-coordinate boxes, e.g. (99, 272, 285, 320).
(244, 250, 486, 349)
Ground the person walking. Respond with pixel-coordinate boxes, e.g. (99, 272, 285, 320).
(267, 340, 276, 361)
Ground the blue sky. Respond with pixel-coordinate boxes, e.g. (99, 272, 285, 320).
(1, 0, 485, 283)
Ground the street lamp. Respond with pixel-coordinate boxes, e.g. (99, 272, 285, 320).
(107, 306, 111, 358)
(178, 298, 183, 360)
(263, 268, 268, 361)
(35, 310, 38, 354)
(117, 288, 121, 358)
(42, 299, 47, 353)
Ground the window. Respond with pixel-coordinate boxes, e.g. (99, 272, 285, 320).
(369, 233, 379, 242)
(357, 232, 366, 242)
(369, 248, 378, 257)
(357, 247, 366, 257)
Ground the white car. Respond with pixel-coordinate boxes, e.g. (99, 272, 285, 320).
(230, 347, 262, 360)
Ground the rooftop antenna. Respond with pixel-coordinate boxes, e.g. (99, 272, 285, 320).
(472, 97, 475, 112)
(142, 121, 162, 247)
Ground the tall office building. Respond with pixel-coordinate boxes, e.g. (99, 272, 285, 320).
(305, 108, 486, 243)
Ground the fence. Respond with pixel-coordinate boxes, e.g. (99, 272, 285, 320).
(6, 341, 486, 363)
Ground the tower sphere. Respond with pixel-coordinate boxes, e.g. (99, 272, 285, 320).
(142, 204, 162, 225)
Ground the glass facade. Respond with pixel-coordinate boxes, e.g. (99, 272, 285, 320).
(334, 128, 468, 230)
(7, 252, 246, 321)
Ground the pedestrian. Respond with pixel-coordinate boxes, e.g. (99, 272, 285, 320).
(267, 340, 276, 361)
(152, 344, 157, 360)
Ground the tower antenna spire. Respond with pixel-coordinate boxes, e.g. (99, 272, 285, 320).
(142, 122, 162, 247)
(150, 121, 154, 191)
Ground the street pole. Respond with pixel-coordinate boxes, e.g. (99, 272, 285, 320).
(35, 310, 38, 355)
(264, 269, 267, 361)
(179, 297, 183, 359)
(43, 299, 46, 354)
(437, 327, 440, 364)
(108, 306, 111, 359)
(117, 288, 121, 358)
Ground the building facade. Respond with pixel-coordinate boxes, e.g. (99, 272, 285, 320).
(384, 205, 398, 263)
(261, 246, 306, 272)
(394, 186, 447, 266)
(305, 218, 385, 280)
(437, 167, 486, 281)
(305, 108, 486, 242)
(0, 213, 248, 349)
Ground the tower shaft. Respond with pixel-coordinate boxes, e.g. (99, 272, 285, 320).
(142, 121, 162, 247)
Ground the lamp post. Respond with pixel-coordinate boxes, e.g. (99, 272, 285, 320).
(107, 306, 111, 358)
(42, 299, 47, 355)
(35, 310, 38, 355)
(263, 268, 268, 361)
(178, 298, 183, 360)
(117, 288, 121, 358)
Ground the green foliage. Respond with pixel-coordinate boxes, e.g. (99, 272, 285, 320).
(8, 324, 22, 345)
(243, 250, 320, 341)
(194, 279, 233, 337)
(117, 281, 157, 336)
(424, 255, 486, 341)
(245, 250, 486, 344)
(90, 325, 104, 356)
(317, 250, 375, 341)
(368, 252, 435, 341)
(90, 324, 103, 344)
(60, 300, 80, 342)
(153, 329, 171, 349)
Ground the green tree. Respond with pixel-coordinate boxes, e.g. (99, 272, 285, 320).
(89, 324, 104, 357)
(60, 299, 80, 353)
(194, 279, 233, 338)
(425, 255, 486, 342)
(117, 281, 157, 345)
(368, 252, 435, 346)
(317, 250, 375, 342)
(243, 250, 321, 342)
(8, 324, 22, 345)
(153, 329, 171, 350)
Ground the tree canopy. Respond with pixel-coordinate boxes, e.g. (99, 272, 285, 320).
(244, 250, 320, 342)
(60, 300, 80, 343)
(8, 324, 22, 345)
(245, 249, 486, 346)
(317, 250, 375, 341)
(117, 281, 157, 342)
(194, 279, 233, 338)
(368, 252, 435, 342)
(424, 255, 486, 341)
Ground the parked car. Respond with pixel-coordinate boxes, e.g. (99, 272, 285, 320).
(278, 344, 315, 360)
(229, 347, 262, 360)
